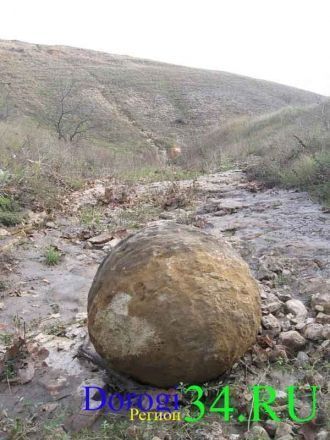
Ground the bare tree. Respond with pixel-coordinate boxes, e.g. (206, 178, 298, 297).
(53, 80, 74, 140)
(46, 79, 95, 142)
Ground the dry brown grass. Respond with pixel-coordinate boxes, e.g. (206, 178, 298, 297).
(0, 39, 322, 158)
(0, 118, 162, 212)
(187, 101, 330, 204)
(0, 39, 327, 212)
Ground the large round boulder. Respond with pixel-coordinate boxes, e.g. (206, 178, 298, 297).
(88, 222, 261, 387)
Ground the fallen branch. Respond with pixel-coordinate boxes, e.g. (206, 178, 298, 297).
(76, 344, 150, 392)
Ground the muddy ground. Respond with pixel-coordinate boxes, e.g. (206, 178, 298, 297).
(0, 170, 329, 439)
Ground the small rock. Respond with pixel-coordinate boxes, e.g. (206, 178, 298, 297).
(103, 238, 121, 252)
(76, 312, 87, 321)
(275, 422, 293, 439)
(246, 425, 270, 440)
(109, 237, 121, 248)
(0, 228, 10, 237)
(322, 324, 330, 339)
(295, 351, 310, 367)
(66, 325, 86, 339)
(267, 344, 288, 362)
(316, 430, 329, 440)
(279, 331, 306, 352)
(159, 212, 175, 220)
(260, 290, 268, 299)
(262, 314, 281, 336)
(89, 252, 104, 263)
(64, 408, 103, 433)
(88, 232, 114, 246)
(27, 210, 47, 226)
(316, 312, 330, 324)
(263, 256, 284, 274)
(280, 319, 292, 332)
(0, 302, 4, 310)
(257, 264, 276, 281)
(41, 402, 59, 413)
(319, 339, 330, 357)
(311, 292, 330, 314)
(76, 254, 86, 261)
(276, 390, 287, 404)
(303, 323, 324, 341)
(50, 303, 60, 314)
(285, 299, 307, 322)
(276, 291, 292, 302)
(46, 221, 57, 229)
(293, 399, 313, 419)
(267, 293, 283, 313)
(304, 371, 325, 387)
(48, 313, 61, 319)
(195, 421, 224, 440)
(295, 322, 306, 331)
(44, 376, 68, 395)
(264, 419, 277, 437)
(103, 187, 114, 203)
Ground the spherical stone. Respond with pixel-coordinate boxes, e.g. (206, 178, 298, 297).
(87, 222, 261, 387)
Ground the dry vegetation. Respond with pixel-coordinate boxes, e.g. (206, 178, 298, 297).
(188, 101, 330, 205)
(0, 117, 163, 215)
(0, 39, 321, 148)
(0, 39, 328, 224)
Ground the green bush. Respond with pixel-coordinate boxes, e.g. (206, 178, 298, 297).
(79, 206, 101, 226)
(280, 155, 318, 187)
(310, 182, 330, 207)
(0, 211, 22, 226)
(314, 150, 330, 180)
(194, 101, 330, 205)
(245, 147, 330, 206)
(44, 246, 61, 266)
(0, 195, 22, 226)
(246, 159, 282, 187)
(0, 195, 18, 211)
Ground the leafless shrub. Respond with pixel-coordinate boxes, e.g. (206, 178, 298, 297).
(0, 118, 163, 210)
(42, 79, 99, 143)
(158, 181, 198, 210)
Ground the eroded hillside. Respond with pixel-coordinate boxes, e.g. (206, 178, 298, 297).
(0, 39, 324, 153)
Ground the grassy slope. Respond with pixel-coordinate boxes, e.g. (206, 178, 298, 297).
(0, 39, 328, 215)
(195, 101, 330, 204)
(0, 39, 323, 151)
